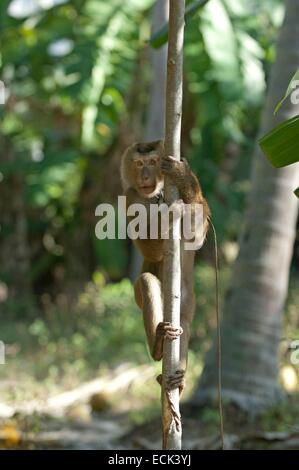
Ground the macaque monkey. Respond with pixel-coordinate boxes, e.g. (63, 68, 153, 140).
(121, 141, 210, 393)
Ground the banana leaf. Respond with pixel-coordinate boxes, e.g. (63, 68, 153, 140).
(259, 115, 299, 198)
(274, 69, 299, 115)
(259, 115, 299, 168)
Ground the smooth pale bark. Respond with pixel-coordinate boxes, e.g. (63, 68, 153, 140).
(144, 0, 168, 141)
(129, 0, 169, 281)
(162, 0, 185, 450)
(193, 0, 299, 411)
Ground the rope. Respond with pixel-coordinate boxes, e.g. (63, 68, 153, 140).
(210, 220, 224, 450)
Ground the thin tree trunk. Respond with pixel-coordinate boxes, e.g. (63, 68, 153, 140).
(193, 0, 299, 412)
(0, 142, 32, 306)
(129, 0, 169, 281)
(162, 0, 185, 450)
(144, 0, 168, 142)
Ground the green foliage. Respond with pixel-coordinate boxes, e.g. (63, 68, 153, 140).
(0, 0, 286, 294)
(0, 277, 146, 400)
(1, 0, 298, 432)
(0, 0, 152, 284)
(274, 69, 299, 114)
(0, 264, 228, 384)
(182, 0, 281, 239)
(259, 115, 299, 168)
(259, 69, 299, 198)
(80, 0, 152, 148)
(259, 398, 299, 433)
(1, 265, 298, 421)
(150, 0, 210, 48)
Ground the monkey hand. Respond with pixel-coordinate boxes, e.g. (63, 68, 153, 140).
(161, 155, 188, 178)
(156, 321, 183, 340)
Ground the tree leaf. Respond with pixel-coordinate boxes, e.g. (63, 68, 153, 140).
(274, 69, 299, 115)
(259, 115, 299, 168)
(200, 0, 241, 87)
(150, 0, 210, 48)
(294, 187, 299, 198)
(81, 7, 125, 149)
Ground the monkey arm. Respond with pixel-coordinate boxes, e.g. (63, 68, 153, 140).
(176, 164, 203, 205)
(161, 156, 211, 243)
(161, 156, 207, 205)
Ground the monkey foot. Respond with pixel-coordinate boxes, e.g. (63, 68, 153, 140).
(156, 374, 162, 386)
(166, 370, 186, 395)
(156, 322, 183, 341)
(156, 370, 186, 395)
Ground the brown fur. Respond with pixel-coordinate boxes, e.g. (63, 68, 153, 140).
(121, 140, 210, 393)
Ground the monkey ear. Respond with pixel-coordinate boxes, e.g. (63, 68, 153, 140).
(120, 144, 135, 192)
(181, 157, 189, 166)
(130, 142, 140, 153)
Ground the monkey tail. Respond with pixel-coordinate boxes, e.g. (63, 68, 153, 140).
(209, 220, 225, 450)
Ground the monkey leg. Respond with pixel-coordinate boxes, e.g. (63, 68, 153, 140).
(135, 273, 182, 361)
(163, 293, 195, 395)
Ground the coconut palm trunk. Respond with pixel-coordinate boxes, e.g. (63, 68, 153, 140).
(193, 0, 299, 411)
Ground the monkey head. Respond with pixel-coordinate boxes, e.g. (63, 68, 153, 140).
(121, 140, 164, 198)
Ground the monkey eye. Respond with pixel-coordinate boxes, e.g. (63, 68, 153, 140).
(135, 160, 143, 168)
(149, 159, 157, 166)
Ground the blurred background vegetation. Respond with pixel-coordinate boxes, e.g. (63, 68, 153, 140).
(0, 0, 299, 447)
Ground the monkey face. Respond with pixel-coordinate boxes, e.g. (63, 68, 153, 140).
(132, 153, 164, 198)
